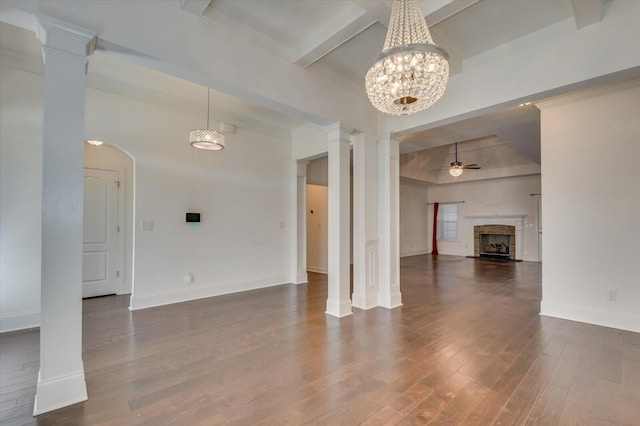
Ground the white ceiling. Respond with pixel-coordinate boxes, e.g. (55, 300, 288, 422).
(191, 0, 608, 164)
(197, 0, 607, 81)
(0, 0, 618, 178)
(0, 21, 309, 139)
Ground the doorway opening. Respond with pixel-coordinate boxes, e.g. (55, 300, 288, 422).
(83, 142, 135, 299)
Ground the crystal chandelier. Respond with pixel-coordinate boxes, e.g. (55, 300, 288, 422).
(190, 89, 225, 151)
(365, 0, 449, 115)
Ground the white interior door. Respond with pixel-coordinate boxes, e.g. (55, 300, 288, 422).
(83, 168, 119, 298)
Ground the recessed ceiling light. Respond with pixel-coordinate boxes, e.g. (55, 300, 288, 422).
(86, 140, 104, 146)
(519, 102, 532, 107)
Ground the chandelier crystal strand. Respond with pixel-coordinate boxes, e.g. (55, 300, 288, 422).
(365, 0, 449, 115)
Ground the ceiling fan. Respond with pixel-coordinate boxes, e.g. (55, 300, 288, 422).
(449, 142, 481, 177)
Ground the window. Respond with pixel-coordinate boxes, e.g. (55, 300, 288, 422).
(437, 203, 457, 240)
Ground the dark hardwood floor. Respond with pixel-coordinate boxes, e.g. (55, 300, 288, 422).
(1, 255, 639, 425)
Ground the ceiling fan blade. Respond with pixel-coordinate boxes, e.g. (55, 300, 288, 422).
(462, 165, 481, 169)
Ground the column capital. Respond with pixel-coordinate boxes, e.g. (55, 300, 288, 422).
(351, 132, 366, 145)
(324, 122, 354, 142)
(379, 133, 401, 160)
(378, 133, 404, 144)
(36, 14, 96, 61)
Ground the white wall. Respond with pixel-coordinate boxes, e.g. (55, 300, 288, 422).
(305, 155, 354, 273)
(0, 66, 43, 332)
(292, 125, 328, 161)
(425, 175, 541, 262)
(399, 179, 431, 257)
(539, 81, 640, 333)
(85, 88, 293, 310)
(83, 143, 134, 295)
(0, 62, 295, 320)
(306, 184, 328, 274)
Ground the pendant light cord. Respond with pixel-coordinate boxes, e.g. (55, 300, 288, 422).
(206, 89, 210, 129)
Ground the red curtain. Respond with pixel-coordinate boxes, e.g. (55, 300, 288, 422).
(432, 202, 439, 255)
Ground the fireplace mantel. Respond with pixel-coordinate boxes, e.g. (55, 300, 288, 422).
(465, 214, 527, 219)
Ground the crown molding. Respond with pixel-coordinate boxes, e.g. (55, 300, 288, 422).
(291, 122, 324, 140)
(536, 75, 640, 110)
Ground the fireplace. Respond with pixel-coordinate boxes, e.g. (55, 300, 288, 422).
(474, 224, 516, 260)
(479, 234, 511, 258)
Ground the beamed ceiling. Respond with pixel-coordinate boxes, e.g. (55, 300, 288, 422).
(1, 0, 635, 183)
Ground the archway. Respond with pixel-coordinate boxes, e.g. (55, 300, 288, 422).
(83, 142, 135, 301)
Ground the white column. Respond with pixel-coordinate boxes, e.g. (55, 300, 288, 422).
(34, 15, 95, 416)
(291, 160, 309, 284)
(352, 133, 378, 309)
(378, 134, 402, 309)
(325, 123, 352, 318)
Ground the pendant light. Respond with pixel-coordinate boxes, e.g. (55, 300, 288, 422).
(190, 89, 225, 151)
(365, 0, 449, 115)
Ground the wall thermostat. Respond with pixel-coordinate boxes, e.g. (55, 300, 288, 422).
(186, 213, 201, 223)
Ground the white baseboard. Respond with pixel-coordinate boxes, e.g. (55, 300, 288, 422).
(0, 309, 40, 333)
(306, 266, 327, 274)
(33, 369, 87, 415)
(400, 250, 429, 258)
(292, 269, 308, 284)
(540, 300, 640, 333)
(129, 276, 290, 311)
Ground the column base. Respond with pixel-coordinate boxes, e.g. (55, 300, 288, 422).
(351, 292, 378, 310)
(325, 299, 353, 318)
(292, 269, 308, 285)
(33, 368, 87, 415)
(379, 290, 403, 309)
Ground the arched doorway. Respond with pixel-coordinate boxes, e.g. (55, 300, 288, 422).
(83, 142, 135, 299)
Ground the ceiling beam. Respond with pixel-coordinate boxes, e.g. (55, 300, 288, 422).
(179, 0, 212, 17)
(424, 0, 481, 27)
(352, 0, 392, 29)
(571, 0, 603, 29)
(352, 1, 480, 32)
(294, 12, 376, 68)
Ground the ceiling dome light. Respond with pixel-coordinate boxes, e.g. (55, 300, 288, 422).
(365, 0, 449, 115)
(190, 88, 225, 151)
(449, 162, 463, 177)
(86, 140, 103, 146)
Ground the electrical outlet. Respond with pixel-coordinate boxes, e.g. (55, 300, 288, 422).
(606, 290, 617, 301)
